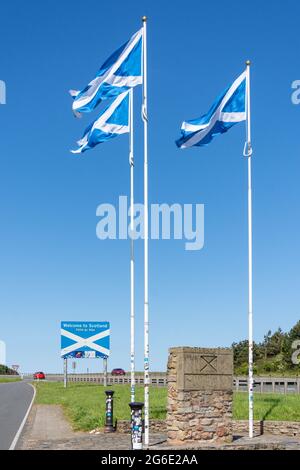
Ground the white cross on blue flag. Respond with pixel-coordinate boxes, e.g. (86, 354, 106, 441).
(71, 90, 129, 154)
(70, 29, 142, 116)
(176, 71, 246, 149)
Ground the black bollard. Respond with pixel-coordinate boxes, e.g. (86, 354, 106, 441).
(104, 390, 115, 432)
(129, 402, 144, 450)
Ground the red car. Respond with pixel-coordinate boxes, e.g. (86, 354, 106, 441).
(33, 371, 45, 380)
(111, 368, 125, 376)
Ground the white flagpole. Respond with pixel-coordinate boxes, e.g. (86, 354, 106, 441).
(129, 88, 135, 404)
(244, 60, 254, 438)
(142, 15, 150, 447)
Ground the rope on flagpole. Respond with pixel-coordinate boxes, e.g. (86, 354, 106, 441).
(129, 88, 135, 404)
(245, 60, 254, 438)
(142, 15, 150, 448)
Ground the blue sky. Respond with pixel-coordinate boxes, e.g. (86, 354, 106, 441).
(0, 0, 299, 373)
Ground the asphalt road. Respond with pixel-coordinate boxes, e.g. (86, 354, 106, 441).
(0, 381, 34, 450)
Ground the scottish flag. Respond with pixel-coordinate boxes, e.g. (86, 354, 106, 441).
(70, 29, 142, 115)
(61, 321, 110, 359)
(176, 71, 246, 149)
(71, 91, 129, 154)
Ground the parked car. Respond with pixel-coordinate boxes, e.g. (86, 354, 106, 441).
(33, 371, 45, 380)
(111, 368, 125, 376)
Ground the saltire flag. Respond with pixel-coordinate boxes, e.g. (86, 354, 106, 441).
(71, 90, 129, 154)
(70, 29, 142, 116)
(60, 322, 110, 359)
(176, 71, 246, 149)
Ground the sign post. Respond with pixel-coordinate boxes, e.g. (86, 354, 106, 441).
(103, 357, 108, 387)
(63, 358, 68, 388)
(61, 322, 110, 390)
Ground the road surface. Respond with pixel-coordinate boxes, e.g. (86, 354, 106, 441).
(0, 380, 34, 450)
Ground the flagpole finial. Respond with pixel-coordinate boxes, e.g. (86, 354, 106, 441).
(246, 60, 251, 66)
(142, 16, 147, 22)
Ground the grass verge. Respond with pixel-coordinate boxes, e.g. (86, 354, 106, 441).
(33, 382, 300, 431)
(34, 382, 166, 431)
(0, 377, 21, 383)
(234, 392, 300, 421)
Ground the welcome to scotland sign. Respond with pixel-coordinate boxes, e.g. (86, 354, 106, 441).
(60, 321, 110, 359)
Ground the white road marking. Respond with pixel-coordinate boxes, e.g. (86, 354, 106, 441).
(9, 383, 36, 450)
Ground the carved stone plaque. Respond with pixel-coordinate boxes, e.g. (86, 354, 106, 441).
(171, 347, 233, 391)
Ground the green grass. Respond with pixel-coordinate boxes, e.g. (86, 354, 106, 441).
(233, 392, 300, 421)
(34, 382, 167, 431)
(33, 382, 300, 431)
(0, 377, 21, 383)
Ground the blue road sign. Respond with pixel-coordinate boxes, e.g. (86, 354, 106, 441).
(61, 321, 110, 359)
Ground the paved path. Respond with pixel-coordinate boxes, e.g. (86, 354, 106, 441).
(18, 405, 165, 450)
(0, 381, 34, 450)
(19, 404, 82, 447)
(18, 404, 300, 450)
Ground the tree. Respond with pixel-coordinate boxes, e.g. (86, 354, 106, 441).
(0, 364, 18, 375)
(233, 320, 300, 375)
(263, 330, 272, 360)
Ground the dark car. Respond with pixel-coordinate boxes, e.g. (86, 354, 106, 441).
(33, 371, 45, 380)
(111, 368, 125, 376)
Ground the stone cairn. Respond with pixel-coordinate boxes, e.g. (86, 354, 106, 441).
(167, 347, 233, 445)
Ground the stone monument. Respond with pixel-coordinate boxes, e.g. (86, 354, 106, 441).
(167, 347, 233, 444)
